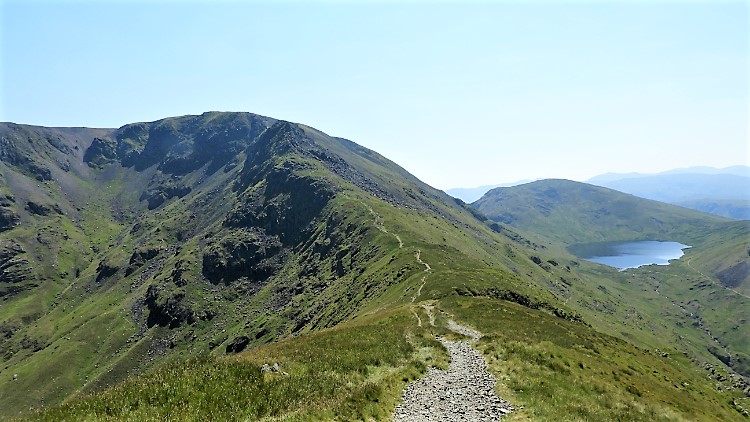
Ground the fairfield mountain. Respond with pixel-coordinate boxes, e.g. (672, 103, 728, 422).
(0, 112, 748, 420)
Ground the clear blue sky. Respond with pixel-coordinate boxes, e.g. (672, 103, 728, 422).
(2, 0, 747, 189)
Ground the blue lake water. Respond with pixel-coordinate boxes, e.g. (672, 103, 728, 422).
(568, 241, 691, 270)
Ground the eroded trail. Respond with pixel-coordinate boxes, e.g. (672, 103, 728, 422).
(361, 202, 513, 419)
(392, 316, 514, 421)
(411, 249, 432, 303)
(365, 203, 403, 248)
(361, 202, 430, 303)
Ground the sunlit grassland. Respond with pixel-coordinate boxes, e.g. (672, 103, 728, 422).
(441, 296, 742, 421)
(21, 292, 746, 421)
(18, 307, 445, 421)
(2, 115, 747, 421)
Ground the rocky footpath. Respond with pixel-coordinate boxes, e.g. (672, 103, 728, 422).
(392, 320, 514, 421)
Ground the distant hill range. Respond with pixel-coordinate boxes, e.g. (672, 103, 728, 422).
(447, 166, 750, 220)
(445, 180, 531, 203)
(471, 179, 729, 245)
(587, 166, 750, 220)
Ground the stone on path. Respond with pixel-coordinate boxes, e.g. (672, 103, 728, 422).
(392, 320, 514, 421)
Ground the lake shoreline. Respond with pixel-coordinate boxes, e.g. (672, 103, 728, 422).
(568, 240, 691, 270)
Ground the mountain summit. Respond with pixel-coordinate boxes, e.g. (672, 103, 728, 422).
(1, 113, 748, 420)
(0, 112, 497, 414)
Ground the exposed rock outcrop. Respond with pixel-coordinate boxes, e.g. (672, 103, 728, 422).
(0, 241, 30, 285)
(144, 284, 195, 329)
(225, 336, 250, 354)
(95, 260, 120, 283)
(125, 247, 161, 276)
(25, 201, 63, 216)
(201, 230, 283, 285)
(0, 207, 20, 231)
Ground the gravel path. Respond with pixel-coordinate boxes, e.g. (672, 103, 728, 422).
(362, 204, 514, 420)
(392, 320, 514, 421)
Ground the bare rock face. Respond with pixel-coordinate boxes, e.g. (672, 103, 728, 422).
(95, 260, 120, 283)
(25, 201, 63, 216)
(0, 193, 19, 231)
(83, 113, 275, 174)
(0, 207, 19, 231)
(83, 137, 119, 168)
(201, 229, 283, 285)
(0, 241, 31, 285)
(139, 182, 192, 210)
(144, 284, 196, 329)
(225, 336, 250, 354)
(0, 194, 15, 207)
(0, 240, 35, 298)
(125, 247, 161, 276)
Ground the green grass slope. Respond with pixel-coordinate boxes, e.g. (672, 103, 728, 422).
(472, 179, 729, 245)
(472, 178, 750, 381)
(1, 115, 748, 420)
(0, 112, 523, 417)
(18, 299, 746, 421)
(19, 307, 444, 422)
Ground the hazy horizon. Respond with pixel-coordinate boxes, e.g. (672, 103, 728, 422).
(444, 164, 750, 190)
(2, 1, 747, 190)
